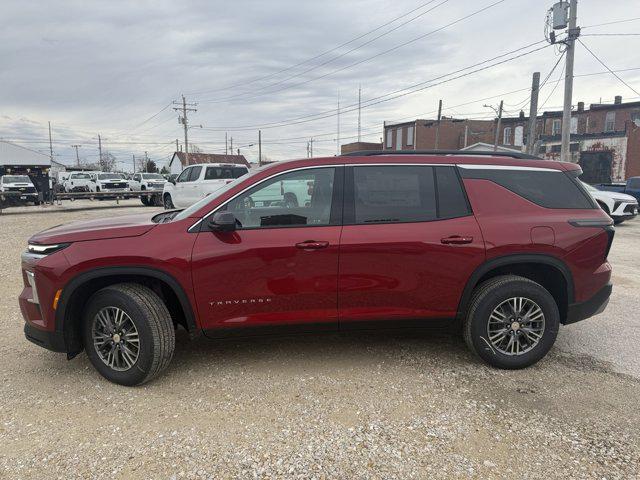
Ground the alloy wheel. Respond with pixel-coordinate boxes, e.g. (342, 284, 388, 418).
(487, 297, 545, 356)
(92, 306, 140, 371)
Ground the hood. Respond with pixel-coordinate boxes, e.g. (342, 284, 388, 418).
(609, 192, 637, 203)
(30, 213, 157, 244)
(3, 182, 33, 187)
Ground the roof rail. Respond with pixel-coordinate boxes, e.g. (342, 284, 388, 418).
(341, 149, 542, 160)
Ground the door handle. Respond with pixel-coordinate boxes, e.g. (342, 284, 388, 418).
(295, 240, 329, 250)
(441, 235, 473, 245)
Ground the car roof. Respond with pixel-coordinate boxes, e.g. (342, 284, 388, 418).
(186, 163, 249, 168)
(254, 151, 580, 174)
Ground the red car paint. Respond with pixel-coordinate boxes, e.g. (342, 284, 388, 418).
(20, 154, 613, 354)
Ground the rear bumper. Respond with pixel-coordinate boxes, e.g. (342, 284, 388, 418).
(565, 283, 612, 325)
(24, 323, 66, 352)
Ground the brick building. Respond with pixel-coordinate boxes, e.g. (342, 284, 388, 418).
(382, 96, 640, 182)
(340, 141, 383, 155)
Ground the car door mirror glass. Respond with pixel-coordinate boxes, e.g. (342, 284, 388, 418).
(208, 212, 237, 232)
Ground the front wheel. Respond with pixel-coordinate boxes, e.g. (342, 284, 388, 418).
(463, 275, 559, 369)
(82, 283, 175, 386)
(163, 193, 175, 209)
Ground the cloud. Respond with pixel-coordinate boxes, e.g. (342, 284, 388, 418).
(1, 0, 639, 169)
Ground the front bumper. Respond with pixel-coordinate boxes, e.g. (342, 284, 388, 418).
(565, 283, 612, 325)
(24, 323, 66, 352)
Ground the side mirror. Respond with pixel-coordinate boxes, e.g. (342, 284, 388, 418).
(208, 212, 236, 232)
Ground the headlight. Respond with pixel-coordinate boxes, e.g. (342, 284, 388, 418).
(27, 243, 69, 256)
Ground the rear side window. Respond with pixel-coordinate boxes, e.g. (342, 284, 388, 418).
(459, 167, 595, 209)
(435, 166, 470, 218)
(205, 166, 248, 180)
(352, 166, 436, 224)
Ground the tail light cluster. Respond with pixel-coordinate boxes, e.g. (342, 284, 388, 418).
(568, 219, 615, 261)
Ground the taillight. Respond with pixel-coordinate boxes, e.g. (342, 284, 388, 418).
(568, 219, 615, 260)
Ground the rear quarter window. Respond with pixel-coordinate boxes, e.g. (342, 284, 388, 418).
(460, 167, 596, 209)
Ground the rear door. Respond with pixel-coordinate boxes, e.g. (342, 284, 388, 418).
(338, 164, 485, 323)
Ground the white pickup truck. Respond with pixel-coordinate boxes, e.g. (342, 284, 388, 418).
(62, 172, 94, 192)
(162, 163, 249, 209)
(88, 172, 130, 193)
(0, 175, 39, 205)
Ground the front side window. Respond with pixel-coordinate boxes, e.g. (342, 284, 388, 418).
(225, 167, 336, 229)
(176, 168, 191, 182)
(352, 166, 436, 224)
(188, 166, 202, 182)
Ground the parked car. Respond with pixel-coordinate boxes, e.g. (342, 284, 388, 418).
(21, 151, 614, 385)
(162, 163, 249, 209)
(596, 176, 640, 204)
(88, 172, 130, 194)
(129, 172, 167, 205)
(62, 172, 93, 192)
(582, 181, 638, 224)
(0, 175, 39, 205)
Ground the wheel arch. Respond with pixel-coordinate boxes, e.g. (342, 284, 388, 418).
(457, 254, 574, 324)
(55, 266, 197, 355)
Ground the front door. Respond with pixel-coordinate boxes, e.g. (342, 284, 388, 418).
(191, 166, 343, 331)
(172, 167, 192, 208)
(338, 165, 485, 323)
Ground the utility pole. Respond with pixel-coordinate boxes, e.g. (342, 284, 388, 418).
(357, 86, 362, 142)
(175, 139, 179, 152)
(48, 122, 54, 162)
(230, 137, 233, 155)
(434, 99, 443, 149)
(173, 95, 197, 167)
(310, 138, 314, 158)
(98, 134, 103, 170)
(225, 133, 228, 155)
(132, 154, 136, 174)
(494, 100, 504, 151)
(258, 130, 262, 166)
(561, 0, 579, 162)
(306, 141, 310, 158)
(71, 145, 81, 167)
(237, 148, 240, 156)
(464, 124, 469, 148)
(337, 93, 341, 155)
(526, 72, 541, 155)
(144, 151, 149, 172)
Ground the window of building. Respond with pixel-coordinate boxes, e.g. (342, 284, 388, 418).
(605, 111, 616, 132)
(385, 129, 392, 148)
(406, 126, 414, 146)
(459, 168, 594, 209)
(225, 167, 336, 228)
(631, 111, 640, 127)
(395, 128, 403, 150)
(514, 126, 524, 147)
(570, 116, 578, 134)
(503, 127, 512, 145)
(585, 116, 590, 133)
(552, 119, 561, 135)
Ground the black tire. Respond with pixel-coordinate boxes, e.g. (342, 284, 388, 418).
(140, 196, 149, 206)
(463, 275, 559, 369)
(82, 283, 175, 386)
(163, 193, 174, 209)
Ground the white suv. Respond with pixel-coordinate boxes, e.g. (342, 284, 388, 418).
(582, 181, 638, 224)
(162, 163, 249, 209)
(89, 172, 129, 193)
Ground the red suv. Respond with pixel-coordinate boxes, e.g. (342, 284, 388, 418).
(20, 152, 614, 385)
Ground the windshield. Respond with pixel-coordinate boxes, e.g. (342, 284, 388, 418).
(142, 173, 164, 180)
(98, 173, 123, 180)
(2, 175, 30, 183)
(72, 173, 91, 179)
(172, 167, 263, 222)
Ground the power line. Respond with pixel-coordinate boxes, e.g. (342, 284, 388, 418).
(200, 0, 509, 105)
(578, 38, 640, 97)
(199, 0, 450, 103)
(185, 0, 446, 96)
(582, 16, 640, 30)
(582, 33, 640, 37)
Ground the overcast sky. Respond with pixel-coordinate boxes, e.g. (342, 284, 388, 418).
(1, 0, 639, 170)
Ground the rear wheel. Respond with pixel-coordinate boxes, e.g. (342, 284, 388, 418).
(140, 195, 150, 206)
(463, 275, 559, 369)
(82, 283, 175, 386)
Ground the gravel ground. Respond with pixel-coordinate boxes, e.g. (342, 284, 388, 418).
(1, 200, 639, 479)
